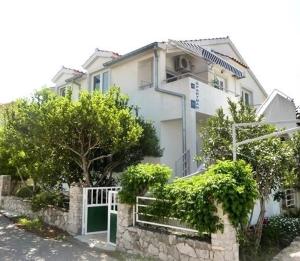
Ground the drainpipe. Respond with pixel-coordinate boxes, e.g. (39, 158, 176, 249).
(153, 46, 187, 154)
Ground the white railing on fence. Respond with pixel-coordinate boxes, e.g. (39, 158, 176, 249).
(135, 196, 198, 233)
(85, 186, 121, 206)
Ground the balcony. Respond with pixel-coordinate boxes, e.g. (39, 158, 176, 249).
(165, 73, 239, 116)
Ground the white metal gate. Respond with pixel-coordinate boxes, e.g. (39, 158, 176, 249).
(107, 190, 119, 245)
(82, 186, 121, 235)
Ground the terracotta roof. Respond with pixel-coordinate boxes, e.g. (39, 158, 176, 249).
(94, 48, 121, 57)
(62, 66, 86, 75)
(211, 50, 249, 69)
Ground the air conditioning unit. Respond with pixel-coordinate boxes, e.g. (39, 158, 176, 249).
(174, 55, 191, 73)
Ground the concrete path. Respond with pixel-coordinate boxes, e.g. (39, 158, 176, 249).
(0, 213, 126, 261)
(273, 237, 300, 260)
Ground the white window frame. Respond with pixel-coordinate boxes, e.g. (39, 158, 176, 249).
(91, 70, 110, 93)
(241, 87, 253, 106)
(92, 74, 101, 91)
(102, 70, 110, 93)
(285, 188, 296, 208)
(216, 76, 226, 91)
(212, 75, 227, 91)
(138, 57, 154, 88)
(59, 86, 66, 97)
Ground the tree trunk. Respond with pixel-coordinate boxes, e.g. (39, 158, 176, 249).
(82, 157, 91, 187)
(254, 196, 266, 248)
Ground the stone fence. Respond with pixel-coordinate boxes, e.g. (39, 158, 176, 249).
(0, 175, 83, 235)
(117, 204, 239, 261)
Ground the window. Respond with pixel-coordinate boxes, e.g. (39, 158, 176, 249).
(212, 76, 226, 91)
(138, 58, 153, 88)
(285, 188, 296, 208)
(241, 88, 253, 106)
(59, 87, 66, 97)
(166, 72, 177, 83)
(102, 71, 109, 93)
(93, 74, 101, 91)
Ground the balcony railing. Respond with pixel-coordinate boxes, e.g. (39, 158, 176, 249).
(165, 72, 238, 97)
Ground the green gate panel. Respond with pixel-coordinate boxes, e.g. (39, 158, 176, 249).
(87, 206, 108, 233)
(109, 213, 117, 244)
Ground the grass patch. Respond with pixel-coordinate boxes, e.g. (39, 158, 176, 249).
(12, 216, 69, 240)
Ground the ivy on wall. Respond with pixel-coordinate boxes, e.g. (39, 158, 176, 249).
(120, 160, 258, 234)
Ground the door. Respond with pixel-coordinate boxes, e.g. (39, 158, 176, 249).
(107, 190, 118, 245)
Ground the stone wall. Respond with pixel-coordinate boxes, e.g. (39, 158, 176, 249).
(117, 204, 239, 261)
(0, 176, 83, 236)
(1, 196, 69, 232)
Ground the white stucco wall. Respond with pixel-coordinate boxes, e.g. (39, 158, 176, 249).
(261, 94, 296, 129)
(84, 56, 112, 74)
(250, 191, 281, 225)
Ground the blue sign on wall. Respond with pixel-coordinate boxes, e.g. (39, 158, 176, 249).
(191, 81, 200, 109)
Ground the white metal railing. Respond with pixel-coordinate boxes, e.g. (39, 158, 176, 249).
(175, 150, 191, 177)
(135, 196, 198, 233)
(85, 186, 121, 206)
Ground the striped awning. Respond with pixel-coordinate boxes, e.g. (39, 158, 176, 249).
(169, 40, 245, 79)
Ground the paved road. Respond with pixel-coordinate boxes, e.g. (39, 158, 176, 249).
(0, 213, 124, 261)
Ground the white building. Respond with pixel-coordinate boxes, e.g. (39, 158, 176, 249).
(52, 37, 269, 177)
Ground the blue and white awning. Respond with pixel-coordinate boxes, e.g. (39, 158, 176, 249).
(169, 40, 245, 79)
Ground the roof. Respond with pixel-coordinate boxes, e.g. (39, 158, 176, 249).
(211, 50, 249, 69)
(181, 36, 230, 43)
(62, 66, 85, 74)
(104, 42, 161, 67)
(82, 49, 120, 69)
(257, 89, 295, 116)
(51, 66, 85, 83)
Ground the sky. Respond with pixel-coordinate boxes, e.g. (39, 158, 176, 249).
(0, 0, 299, 105)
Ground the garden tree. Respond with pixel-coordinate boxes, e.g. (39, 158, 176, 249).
(199, 100, 294, 247)
(290, 132, 300, 186)
(0, 91, 80, 190)
(44, 88, 145, 186)
(0, 87, 162, 188)
(91, 118, 163, 186)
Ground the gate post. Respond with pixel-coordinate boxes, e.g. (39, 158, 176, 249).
(67, 184, 83, 235)
(211, 205, 239, 261)
(0, 175, 11, 196)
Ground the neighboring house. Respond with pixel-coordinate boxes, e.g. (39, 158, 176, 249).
(297, 106, 300, 126)
(257, 89, 297, 129)
(251, 90, 297, 224)
(51, 37, 268, 177)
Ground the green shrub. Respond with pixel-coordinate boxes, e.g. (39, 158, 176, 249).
(119, 163, 171, 204)
(18, 217, 43, 231)
(31, 191, 64, 212)
(262, 216, 300, 247)
(151, 160, 258, 234)
(15, 186, 34, 198)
